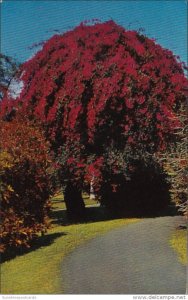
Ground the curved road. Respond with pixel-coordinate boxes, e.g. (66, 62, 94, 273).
(62, 216, 186, 294)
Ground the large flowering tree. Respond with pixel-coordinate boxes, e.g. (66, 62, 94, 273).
(1, 21, 187, 218)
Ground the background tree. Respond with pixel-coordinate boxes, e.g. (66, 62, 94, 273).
(160, 100, 188, 218)
(0, 53, 20, 100)
(1, 21, 187, 218)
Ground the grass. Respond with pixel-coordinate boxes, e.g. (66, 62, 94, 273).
(1, 194, 139, 294)
(170, 229, 187, 265)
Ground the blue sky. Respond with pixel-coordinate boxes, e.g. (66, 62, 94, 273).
(1, 0, 187, 63)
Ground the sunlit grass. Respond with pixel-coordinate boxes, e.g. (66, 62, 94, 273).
(170, 229, 187, 265)
(1, 194, 139, 294)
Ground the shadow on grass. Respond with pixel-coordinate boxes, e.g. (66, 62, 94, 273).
(1, 232, 66, 263)
(50, 206, 118, 226)
(116, 204, 180, 219)
(50, 203, 180, 226)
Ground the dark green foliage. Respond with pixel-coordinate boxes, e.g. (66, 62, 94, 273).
(99, 160, 171, 217)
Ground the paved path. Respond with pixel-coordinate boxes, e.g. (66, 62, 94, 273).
(62, 216, 186, 294)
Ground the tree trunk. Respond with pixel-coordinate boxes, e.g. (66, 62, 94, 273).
(90, 177, 95, 200)
(64, 182, 85, 222)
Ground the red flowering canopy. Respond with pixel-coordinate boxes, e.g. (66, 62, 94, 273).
(1, 20, 187, 186)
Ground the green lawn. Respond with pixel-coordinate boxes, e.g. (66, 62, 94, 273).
(170, 229, 187, 265)
(1, 195, 139, 294)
